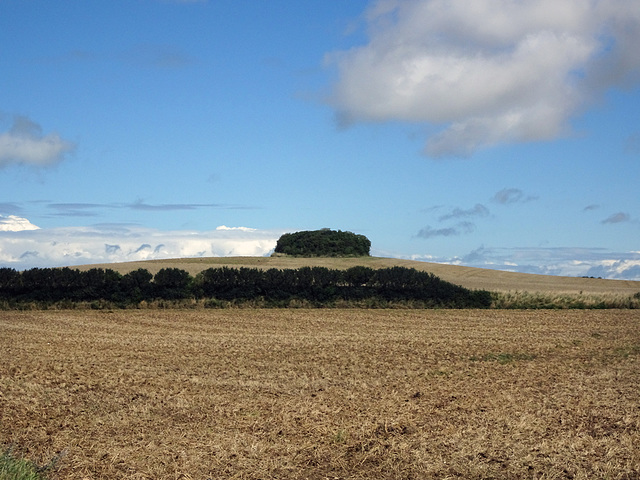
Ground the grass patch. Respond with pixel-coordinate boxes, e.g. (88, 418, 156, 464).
(613, 344, 640, 358)
(491, 291, 640, 309)
(0, 448, 50, 480)
(331, 430, 348, 444)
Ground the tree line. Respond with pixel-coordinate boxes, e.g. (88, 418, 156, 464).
(0, 265, 492, 308)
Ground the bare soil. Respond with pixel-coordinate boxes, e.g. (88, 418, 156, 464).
(1, 309, 639, 479)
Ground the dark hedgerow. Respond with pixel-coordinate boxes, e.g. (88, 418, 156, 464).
(0, 265, 491, 308)
(192, 265, 489, 308)
(0, 265, 637, 310)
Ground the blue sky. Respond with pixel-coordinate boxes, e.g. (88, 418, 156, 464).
(1, 0, 639, 280)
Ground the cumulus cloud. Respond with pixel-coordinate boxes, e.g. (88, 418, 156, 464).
(327, 0, 640, 156)
(0, 222, 285, 270)
(586, 259, 640, 280)
(0, 115, 75, 167)
(0, 215, 40, 232)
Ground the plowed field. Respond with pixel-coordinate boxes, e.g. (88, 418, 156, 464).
(1, 310, 639, 479)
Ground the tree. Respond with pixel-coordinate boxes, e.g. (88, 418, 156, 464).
(274, 229, 371, 257)
(122, 269, 153, 302)
(153, 268, 192, 299)
(0, 268, 20, 299)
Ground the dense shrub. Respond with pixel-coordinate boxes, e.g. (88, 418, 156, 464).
(122, 269, 154, 303)
(274, 229, 371, 257)
(153, 268, 192, 300)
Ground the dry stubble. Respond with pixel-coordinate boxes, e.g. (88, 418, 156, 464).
(1, 309, 639, 479)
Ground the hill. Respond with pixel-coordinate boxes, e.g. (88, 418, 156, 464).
(74, 256, 640, 295)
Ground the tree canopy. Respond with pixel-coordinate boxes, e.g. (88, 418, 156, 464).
(274, 229, 371, 257)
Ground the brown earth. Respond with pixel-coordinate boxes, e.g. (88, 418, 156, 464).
(1, 309, 639, 479)
(74, 255, 640, 295)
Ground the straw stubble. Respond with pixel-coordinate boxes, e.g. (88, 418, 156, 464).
(1, 309, 638, 479)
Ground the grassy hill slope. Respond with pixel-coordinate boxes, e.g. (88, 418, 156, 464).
(74, 256, 640, 295)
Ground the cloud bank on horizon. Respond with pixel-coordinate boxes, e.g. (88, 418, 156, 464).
(408, 247, 640, 281)
(0, 215, 283, 269)
(328, 0, 640, 156)
(1, 214, 637, 281)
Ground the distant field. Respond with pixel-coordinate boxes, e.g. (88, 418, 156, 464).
(76, 255, 640, 295)
(1, 309, 639, 479)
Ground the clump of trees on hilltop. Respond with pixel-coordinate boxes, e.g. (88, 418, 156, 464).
(274, 229, 371, 257)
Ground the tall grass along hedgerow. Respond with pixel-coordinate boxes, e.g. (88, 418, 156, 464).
(491, 290, 640, 309)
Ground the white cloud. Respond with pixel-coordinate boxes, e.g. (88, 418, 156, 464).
(406, 246, 640, 280)
(0, 222, 284, 270)
(0, 215, 40, 232)
(216, 225, 257, 232)
(327, 0, 640, 156)
(585, 259, 640, 280)
(0, 115, 76, 167)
